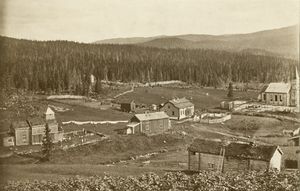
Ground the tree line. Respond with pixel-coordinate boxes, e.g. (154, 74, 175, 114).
(0, 36, 298, 95)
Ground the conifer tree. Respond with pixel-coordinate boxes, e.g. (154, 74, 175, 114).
(227, 82, 233, 98)
(41, 123, 53, 161)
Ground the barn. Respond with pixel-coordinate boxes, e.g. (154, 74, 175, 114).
(120, 100, 136, 112)
(160, 98, 194, 120)
(121, 111, 170, 135)
(188, 139, 283, 172)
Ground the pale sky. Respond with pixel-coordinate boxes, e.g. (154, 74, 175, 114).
(0, 0, 299, 42)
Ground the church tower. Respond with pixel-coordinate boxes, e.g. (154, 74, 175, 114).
(296, 67, 300, 112)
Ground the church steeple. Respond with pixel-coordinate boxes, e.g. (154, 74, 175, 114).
(296, 67, 300, 112)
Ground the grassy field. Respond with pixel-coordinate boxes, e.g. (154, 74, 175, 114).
(223, 115, 298, 136)
(1, 86, 299, 184)
(0, 164, 166, 185)
(116, 86, 257, 109)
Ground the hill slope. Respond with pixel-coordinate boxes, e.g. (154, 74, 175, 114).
(95, 25, 299, 58)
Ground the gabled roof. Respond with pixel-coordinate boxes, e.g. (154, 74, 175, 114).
(168, 98, 194, 109)
(45, 107, 55, 115)
(134, 111, 169, 121)
(264, 83, 291, 93)
(188, 139, 280, 161)
(11, 121, 30, 129)
(119, 99, 135, 104)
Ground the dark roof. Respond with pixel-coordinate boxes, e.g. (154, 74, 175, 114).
(188, 139, 280, 161)
(120, 100, 135, 104)
(188, 139, 224, 155)
(27, 118, 45, 126)
(11, 121, 30, 129)
(168, 98, 194, 109)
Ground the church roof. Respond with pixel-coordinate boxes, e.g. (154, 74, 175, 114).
(264, 83, 291, 93)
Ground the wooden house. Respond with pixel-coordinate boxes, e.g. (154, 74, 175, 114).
(9, 107, 63, 146)
(160, 98, 194, 120)
(188, 139, 283, 172)
(120, 100, 136, 112)
(10, 121, 31, 146)
(121, 111, 170, 135)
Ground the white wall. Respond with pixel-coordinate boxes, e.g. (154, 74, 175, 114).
(269, 148, 282, 171)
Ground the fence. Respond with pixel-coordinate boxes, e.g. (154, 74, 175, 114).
(199, 113, 232, 124)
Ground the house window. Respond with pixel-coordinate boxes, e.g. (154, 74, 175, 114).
(263, 94, 266, 101)
(172, 111, 175, 116)
(168, 105, 170, 109)
(208, 163, 215, 168)
(275, 95, 278, 101)
(22, 134, 27, 143)
(279, 95, 282, 102)
(270, 95, 273, 101)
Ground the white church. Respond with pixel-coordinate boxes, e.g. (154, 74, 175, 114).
(259, 67, 300, 112)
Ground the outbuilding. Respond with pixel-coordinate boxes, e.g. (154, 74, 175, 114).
(188, 139, 283, 172)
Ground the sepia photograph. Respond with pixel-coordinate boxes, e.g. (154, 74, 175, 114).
(0, 0, 299, 190)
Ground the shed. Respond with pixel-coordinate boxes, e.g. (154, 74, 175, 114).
(120, 100, 136, 112)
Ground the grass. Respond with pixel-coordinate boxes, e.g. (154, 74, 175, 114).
(0, 164, 166, 185)
(116, 86, 257, 109)
(222, 115, 298, 137)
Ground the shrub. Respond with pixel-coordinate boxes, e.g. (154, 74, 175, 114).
(3, 170, 300, 191)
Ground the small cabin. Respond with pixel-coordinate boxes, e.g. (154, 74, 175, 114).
(120, 100, 136, 112)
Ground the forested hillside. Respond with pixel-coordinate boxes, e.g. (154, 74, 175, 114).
(0, 36, 298, 95)
(96, 25, 299, 59)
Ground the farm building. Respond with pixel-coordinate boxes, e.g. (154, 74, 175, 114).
(120, 100, 136, 112)
(188, 139, 283, 172)
(258, 67, 299, 111)
(119, 111, 170, 135)
(8, 107, 63, 146)
(160, 98, 194, 120)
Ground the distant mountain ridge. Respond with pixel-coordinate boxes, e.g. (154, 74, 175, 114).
(95, 25, 299, 59)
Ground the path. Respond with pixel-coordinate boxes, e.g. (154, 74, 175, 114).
(114, 85, 134, 99)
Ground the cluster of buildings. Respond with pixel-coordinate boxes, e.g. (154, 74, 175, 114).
(1, 107, 63, 147)
(2, 69, 299, 172)
(118, 97, 195, 135)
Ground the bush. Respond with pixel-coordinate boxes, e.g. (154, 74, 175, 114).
(3, 170, 300, 191)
